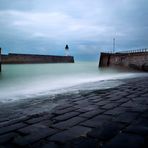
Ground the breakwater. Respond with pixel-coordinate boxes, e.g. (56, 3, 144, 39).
(1, 53, 74, 64)
(99, 49, 148, 71)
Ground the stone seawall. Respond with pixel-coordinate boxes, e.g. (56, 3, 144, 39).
(1, 53, 74, 64)
(99, 52, 148, 71)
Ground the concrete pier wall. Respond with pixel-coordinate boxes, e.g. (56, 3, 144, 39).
(99, 52, 148, 71)
(1, 53, 74, 64)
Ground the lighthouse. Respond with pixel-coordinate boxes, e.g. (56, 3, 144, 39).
(0, 48, 1, 72)
(65, 44, 69, 56)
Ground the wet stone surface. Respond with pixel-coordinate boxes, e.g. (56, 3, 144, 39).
(0, 77, 148, 147)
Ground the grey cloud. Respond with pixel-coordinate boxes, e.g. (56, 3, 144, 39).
(0, 0, 148, 61)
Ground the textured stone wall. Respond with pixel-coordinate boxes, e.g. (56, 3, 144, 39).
(99, 53, 110, 67)
(99, 52, 148, 71)
(1, 53, 74, 64)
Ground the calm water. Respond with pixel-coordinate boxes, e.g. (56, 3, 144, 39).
(0, 62, 144, 103)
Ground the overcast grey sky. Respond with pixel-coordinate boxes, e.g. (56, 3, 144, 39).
(0, 0, 148, 60)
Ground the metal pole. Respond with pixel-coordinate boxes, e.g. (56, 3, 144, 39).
(113, 38, 115, 53)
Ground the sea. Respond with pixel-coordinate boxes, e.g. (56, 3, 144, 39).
(0, 62, 146, 103)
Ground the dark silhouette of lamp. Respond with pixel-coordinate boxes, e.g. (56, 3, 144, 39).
(65, 44, 69, 56)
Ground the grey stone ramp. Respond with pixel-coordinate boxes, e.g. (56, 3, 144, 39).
(0, 77, 148, 147)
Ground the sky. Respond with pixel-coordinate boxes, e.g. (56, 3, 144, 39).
(0, 0, 148, 61)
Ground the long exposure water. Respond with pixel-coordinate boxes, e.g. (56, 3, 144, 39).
(0, 62, 144, 103)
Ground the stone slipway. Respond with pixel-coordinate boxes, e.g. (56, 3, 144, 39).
(0, 76, 148, 148)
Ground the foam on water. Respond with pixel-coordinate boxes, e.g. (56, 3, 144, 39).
(0, 62, 146, 103)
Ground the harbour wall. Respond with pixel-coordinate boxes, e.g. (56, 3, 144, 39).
(1, 53, 74, 64)
(99, 50, 148, 71)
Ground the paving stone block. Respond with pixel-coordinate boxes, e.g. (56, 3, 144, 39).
(79, 109, 105, 118)
(85, 94, 97, 98)
(134, 97, 148, 105)
(74, 100, 89, 105)
(71, 137, 98, 148)
(0, 123, 27, 135)
(74, 104, 98, 110)
(41, 142, 59, 148)
(90, 98, 102, 103)
(121, 102, 148, 113)
(101, 103, 120, 110)
(141, 94, 148, 97)
(71, 97, 84, 101)
(52, 107, 77, 115)
(89, 95, 102, 100)
(104, 107, 126, 116)
(134, 118, 148, 127)
(87, 122, 124, 141)
(96, 100, 110, 106)
(124, 125, 148, 136)
(0, 132, 17, 144)
(35, 119, 52, 127)
(25, 115, 49, 124)
(91, 114, 112, 121)
(127, 94, 139, 98)
(102, 133, 144, 148)
(49, 126, 91, 143)
(141, 111, 148, 118)
(76, 106, 98, 113)
(107, 96, 122, 101)
(14, 125, 57, 146)
(18, 124, 57, 135)
(121, 101, 135, 108)
(54, 104, 73, 110)
(31, 140, 59, 148)
(0, 116, 29, 128)
(114, 112, 139, 123)
(54, 111, 80, 121)
(52, 117, 86, 130)
(125, 106, 148, 113)
(80, 115, 111, 128)
(115, 98, 129, 103)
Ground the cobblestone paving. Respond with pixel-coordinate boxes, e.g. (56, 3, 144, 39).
(0, 77, 148, 148)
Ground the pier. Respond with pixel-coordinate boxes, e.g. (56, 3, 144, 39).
(1, 53, 74, 64)
(99, 48, 148, 71)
